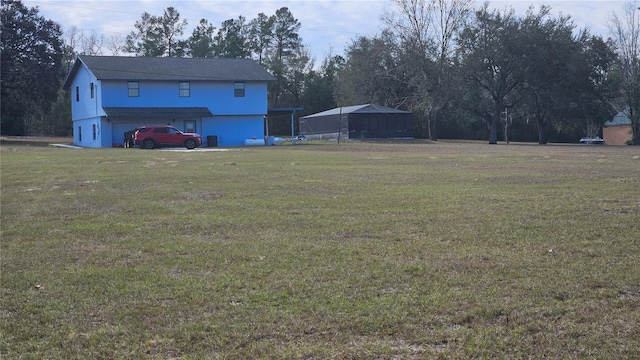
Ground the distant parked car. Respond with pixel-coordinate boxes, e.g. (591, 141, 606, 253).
(580, 136, 604, 144)
(134, 126, 202, 149)
(294, 135, 308, 141)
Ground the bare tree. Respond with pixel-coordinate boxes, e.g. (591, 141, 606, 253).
(64, 26, 104, 57)
(584, 120, 601, 139)
(383, 0, 473, 140)
(108, 33, 126, 56)
(80, 30, 104, 55)
(609, 0, 640, 144)
(383, 0, 434, 54)
(65, 26, 82, 53)
(63, 26, 82, 69)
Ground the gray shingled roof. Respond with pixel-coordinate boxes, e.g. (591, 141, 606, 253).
(302, 104, 410, 119)
(63, 56, 275, 89)
(604, 112, 632, 126)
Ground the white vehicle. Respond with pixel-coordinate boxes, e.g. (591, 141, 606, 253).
(580, 136, 604, 144)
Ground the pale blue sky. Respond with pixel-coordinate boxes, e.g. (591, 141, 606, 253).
(24, 0, 627, 61)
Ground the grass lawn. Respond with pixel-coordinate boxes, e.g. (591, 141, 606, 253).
(1, 139, 639, 359)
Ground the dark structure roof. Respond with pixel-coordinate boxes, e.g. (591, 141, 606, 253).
(103, 107, 213, 118)
(604, 112, 632, 126)
(302, 104, 410, 119)
(63, 56, 276, 89)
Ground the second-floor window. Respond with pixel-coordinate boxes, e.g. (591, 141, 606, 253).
(179, 82, 190, 97)
(234, 82, 245, 97)
(128, 81, 139, 97)
(75, 86, 80, 102)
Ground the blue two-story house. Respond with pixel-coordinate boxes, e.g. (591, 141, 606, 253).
(62, 55, 276, 148)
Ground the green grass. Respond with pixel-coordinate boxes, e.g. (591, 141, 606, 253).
(1, 140, 639, 359)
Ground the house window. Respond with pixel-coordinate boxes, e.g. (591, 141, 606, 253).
(128, 81, 139, 97)
(78, 126, 82, 141)
(179, 82, 190, 97)
(76, 86, 80, 102)
(234, 82, 245, 97)
(92, 124, 97, 140)
(90, 83, 94, 98)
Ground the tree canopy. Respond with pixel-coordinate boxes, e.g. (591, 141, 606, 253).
(125, 7, 188, 57)
(1, 0, 65, 135)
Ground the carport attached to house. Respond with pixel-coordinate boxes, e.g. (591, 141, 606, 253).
(104, 107, 213, 146)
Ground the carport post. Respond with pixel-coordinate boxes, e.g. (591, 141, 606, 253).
(291, 110, 296, 145)
(267, 108, 303, 145)
(264, 115, 268, 137)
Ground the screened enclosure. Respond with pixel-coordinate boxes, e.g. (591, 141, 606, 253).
(300, 104, 413, 139)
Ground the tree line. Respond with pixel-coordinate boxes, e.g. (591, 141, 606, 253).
(338, 0, 639, 144)
(2, 0, 639, 144)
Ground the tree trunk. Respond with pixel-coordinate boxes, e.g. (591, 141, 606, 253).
(428, 111, 438, 141)
(426, 112, 438, 141)
(431, 120, 438, 141)
(535, 112, 548, 145)
(632, 120, 640, 145)
(631, 108, 640, 145)
(488, 114, 499, 144)
(537, 122, 548, 145)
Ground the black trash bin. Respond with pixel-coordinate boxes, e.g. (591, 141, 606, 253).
(207, 135, 218, 147)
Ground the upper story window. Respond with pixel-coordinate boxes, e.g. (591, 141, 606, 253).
(75, 86, 80, 102)
(234, 82, 245, 97)
(128, 81, 139, 97)
(179, 82, 190, 97)
(90, 83, 95, 98)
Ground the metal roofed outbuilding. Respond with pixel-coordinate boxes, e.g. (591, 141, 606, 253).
(300, 104, 413, 140)
(603, 111, 632, 145)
